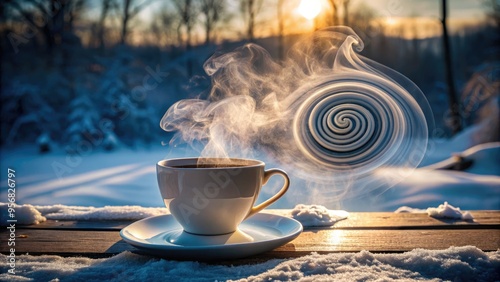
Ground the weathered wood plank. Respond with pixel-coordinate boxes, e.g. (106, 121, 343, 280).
(2, 228, 499, 260)
(330, 211, 500, 230)
(0, 229, 131, 257)
(17, 220, 132, 231)
(18, 211, 500, 231)
(291, 229, 500, 252)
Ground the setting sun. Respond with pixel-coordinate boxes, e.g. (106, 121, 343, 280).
(297, 0, 322, 20)
(385, 17, 397, 26)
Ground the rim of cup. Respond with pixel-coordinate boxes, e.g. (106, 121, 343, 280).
(157, 157, 265, 169)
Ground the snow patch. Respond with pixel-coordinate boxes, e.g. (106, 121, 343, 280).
(395, 201, 474, 220)
(422, 142, 500, 174)
(291, 204, 348, 227)
(1, 203, 170, 225)
(0, 246, 498, 281)
(426, 201, 474, 220)
(394, 206, 426, 213)
(34, 204, 169, 221)
(0, 203, 46, 226)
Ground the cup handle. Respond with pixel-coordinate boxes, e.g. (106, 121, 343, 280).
(245, 168, 290, 219)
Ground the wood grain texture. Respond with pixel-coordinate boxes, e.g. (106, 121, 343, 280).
(17, 220, 132, 231)
(2, 211, 498, 262)
(2, 228, 498, 258)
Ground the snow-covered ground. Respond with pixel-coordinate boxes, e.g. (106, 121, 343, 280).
(1, 246, 498, 281)
(0, 145, 173, 207)
(0, 135, 499, 211)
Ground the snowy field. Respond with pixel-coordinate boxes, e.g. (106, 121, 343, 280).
(1, 125, 499, 211)
(1, 246, 499, 281)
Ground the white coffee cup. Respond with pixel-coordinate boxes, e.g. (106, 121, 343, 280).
(157, 158, 290, 235)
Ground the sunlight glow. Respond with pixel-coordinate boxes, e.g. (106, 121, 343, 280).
(385, 17, 397, 26)
(326, 230, 344, 246)
(297, 0, 322, 20)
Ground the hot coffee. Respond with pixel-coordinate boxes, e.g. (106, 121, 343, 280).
(157, 157, 290, 235)
(170, 164, 246, 169)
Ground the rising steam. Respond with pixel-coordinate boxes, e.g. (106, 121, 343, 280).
(161, 27, 433, 203)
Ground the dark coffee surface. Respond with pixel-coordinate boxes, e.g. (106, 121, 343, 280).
(171, 164, 246, 168)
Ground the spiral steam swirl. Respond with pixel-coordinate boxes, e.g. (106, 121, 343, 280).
(292, 71, 427, 175)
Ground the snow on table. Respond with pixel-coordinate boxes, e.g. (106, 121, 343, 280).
(1, 203, 347, 228)
(395, 201, 474, 220)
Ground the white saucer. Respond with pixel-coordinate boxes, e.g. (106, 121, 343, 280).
(120, 213, 303, 260)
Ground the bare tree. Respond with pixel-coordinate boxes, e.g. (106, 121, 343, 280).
(173, 0, 197, 49)
(173, 0, 198, 76)
(5, 0, 86, 69)
(277, 0, 298, 59)
(200, 0, 226, 45)
(485, 0, 500, 26)
(240, 0, 262, 41)
(5, 0, 61, 52)
(277, 0, 284, 59)
(327, 0, 339, 26)
(150, 9, 178, 48)
(0, 0, 6, 96)
(348, 3, 375, 31)
(65, 0, 86, 31)
(119, 0, 151, 45)
(343, 0, 350, 26)
(97, 0, 115, 49)
(441, 0, 462, 134)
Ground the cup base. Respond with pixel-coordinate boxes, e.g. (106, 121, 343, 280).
(183, 230, 235, 236)
(165, 228, 255, 246)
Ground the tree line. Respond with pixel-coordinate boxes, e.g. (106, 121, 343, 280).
(1, 0, 361, 52)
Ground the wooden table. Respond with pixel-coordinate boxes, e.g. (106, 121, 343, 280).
(2, 211, 499, 263)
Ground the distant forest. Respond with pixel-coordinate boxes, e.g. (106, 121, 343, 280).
(1, 0, 499, 152)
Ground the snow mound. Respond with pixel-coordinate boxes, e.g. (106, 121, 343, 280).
(0, 203, 46, 226)
(395, 201, 474, 220)
(1, 246, 498, 281)
(34, 204, 169, 221)
(426, 201, 474, 220)
(0, 203, 170, 225)
(394, 206, 426, 213)
(422, 142, 500, 174)
(291, 204, 348, 227)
